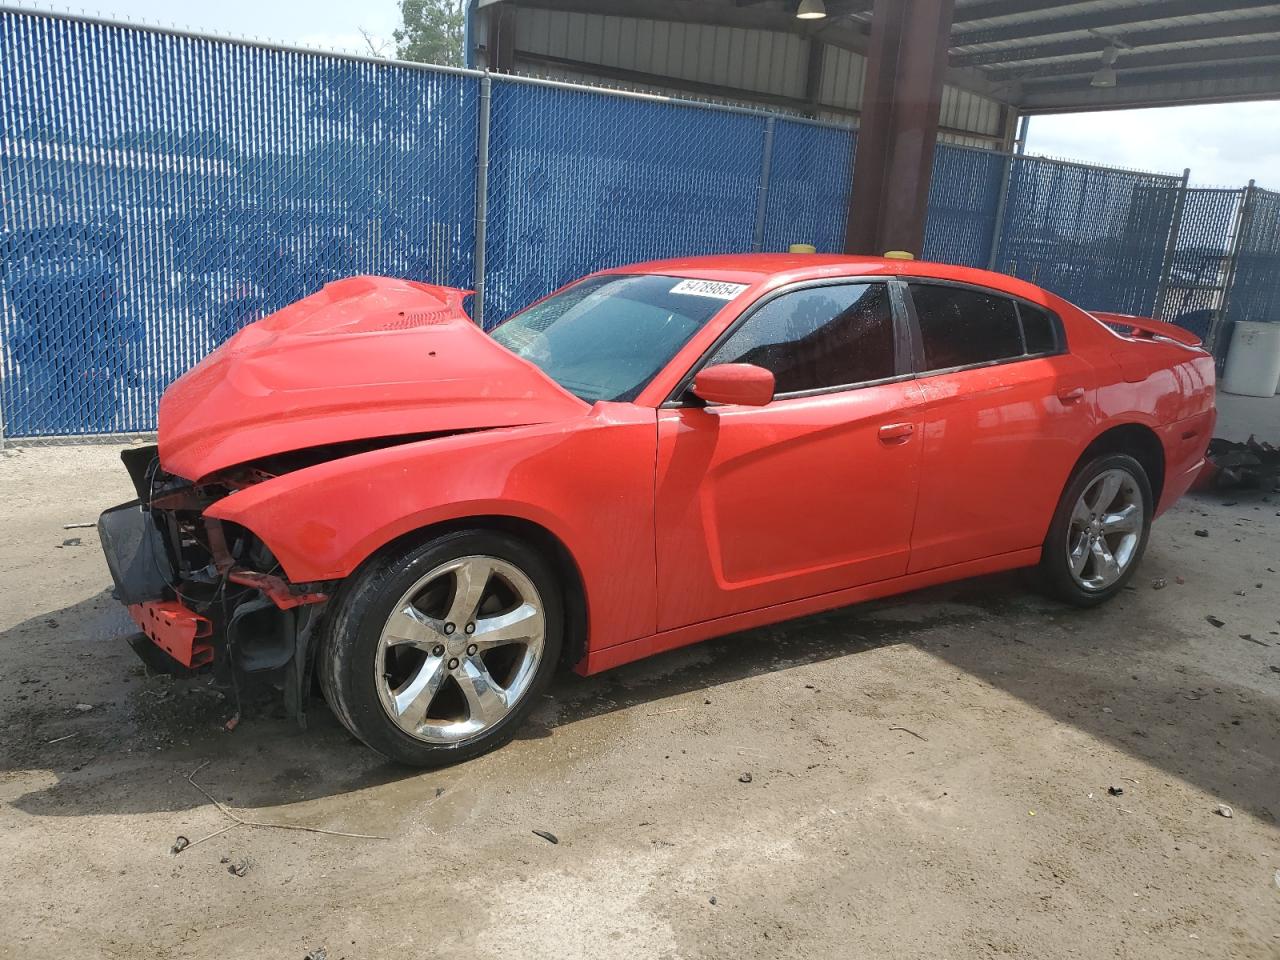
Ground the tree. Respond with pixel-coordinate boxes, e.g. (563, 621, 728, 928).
(393, 0, 468, 67)
(359, 27, 391, 58)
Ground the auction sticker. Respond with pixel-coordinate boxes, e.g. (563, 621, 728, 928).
(669, 279, 747, 300)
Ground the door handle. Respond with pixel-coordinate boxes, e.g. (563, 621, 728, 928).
(878, 422, 915, 444)
(1058, 387, 1085, 404)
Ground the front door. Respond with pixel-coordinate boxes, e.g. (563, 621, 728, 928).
(654, 280, 925, 631)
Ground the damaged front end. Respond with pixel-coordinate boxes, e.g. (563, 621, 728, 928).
(96, 275, 591, 727)
(98, 444, 330, 725)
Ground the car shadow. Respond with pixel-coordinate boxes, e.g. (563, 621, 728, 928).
(544, 567, 1278, 828)
(3, 539, 1277, 826)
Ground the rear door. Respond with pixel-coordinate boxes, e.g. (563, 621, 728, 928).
(654, 280, 926, 630)
(903, 281, 1096, 573)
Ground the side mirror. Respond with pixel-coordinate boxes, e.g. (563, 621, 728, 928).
(691, 363, 775, 407)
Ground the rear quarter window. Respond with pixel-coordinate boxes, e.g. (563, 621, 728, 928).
(909, 284, 1023, 371)
(1019, 302, 1061, 355)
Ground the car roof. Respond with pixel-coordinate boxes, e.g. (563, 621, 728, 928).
(605, 253, 890, 284)
(602, 253, 1054, 305)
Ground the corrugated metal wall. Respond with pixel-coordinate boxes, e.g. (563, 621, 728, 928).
(508, 7, 1005, 145)
(514, 9, 809, 100)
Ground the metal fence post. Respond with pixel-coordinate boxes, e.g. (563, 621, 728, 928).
(986, 150, 1015, 271)
(751, 116, 776, 253)
(0, 321, 6, 452)
(472, 73, 493, 327)
(0, 291, 7, 452)
(1154, 167, 1191, 320)
(1211, 178, 1256, 359)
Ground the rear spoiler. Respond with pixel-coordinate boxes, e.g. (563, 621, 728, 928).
(1090, 311, 1203, 348)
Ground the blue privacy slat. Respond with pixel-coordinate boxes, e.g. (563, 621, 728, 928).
(481, 80, 767, 326)
(1158, 187, 1242, 337)
(0, 11, 476, 437)
(761, 121, 855, 254)
(1227, 188, 1280, 327)
(992, 155, 1181, 316)
(923, 142, 1005, 268)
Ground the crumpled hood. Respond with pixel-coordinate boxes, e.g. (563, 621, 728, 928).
(158, 276, 588, 480)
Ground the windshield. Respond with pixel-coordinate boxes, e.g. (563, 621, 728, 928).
(490, 274, 746, 402)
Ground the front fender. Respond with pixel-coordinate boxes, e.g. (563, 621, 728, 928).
(205, 403, 659, 651)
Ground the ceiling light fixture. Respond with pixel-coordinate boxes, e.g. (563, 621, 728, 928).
(796, 0, 827, 20)
(1090, 46, 1120, 88)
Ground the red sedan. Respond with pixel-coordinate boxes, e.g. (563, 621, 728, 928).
(98, 255, 1215, 766)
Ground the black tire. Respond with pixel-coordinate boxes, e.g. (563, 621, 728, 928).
(1040, 452, 1153, 607)
(318, 529, 563, 767)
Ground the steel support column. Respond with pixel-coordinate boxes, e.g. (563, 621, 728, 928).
(803, 36, 825, 118)
(844, 0, 955, 257)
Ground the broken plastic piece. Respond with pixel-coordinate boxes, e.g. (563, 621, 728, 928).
(227, 569, 327, 610)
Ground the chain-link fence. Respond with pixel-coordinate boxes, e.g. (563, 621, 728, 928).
(1156, 187, 1243, 348)
(2, 7, 1277, 445)
(923, 142, 1007, 268)
(0, 9, 478, 442)
(481, 77, 768, 325)
(760, 120, 855, 255)
(1226, 187, 1280, 330)
(993, 155, 1182, 317)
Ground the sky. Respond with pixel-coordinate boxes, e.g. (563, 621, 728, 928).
(56, 0, 405, 58)
(1026, 102, 1280, 189)
(20, 0, 1280, 189)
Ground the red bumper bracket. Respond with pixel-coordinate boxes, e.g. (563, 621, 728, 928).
(128, 601, 214, 668)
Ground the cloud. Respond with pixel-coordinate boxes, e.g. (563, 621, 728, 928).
(1026, 101, 1280, 189)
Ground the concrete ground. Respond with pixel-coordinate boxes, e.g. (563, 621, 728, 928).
(1, 443, 1277, 960)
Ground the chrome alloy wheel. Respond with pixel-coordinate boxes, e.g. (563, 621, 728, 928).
(375, 556, 545, 744)
(1066, 468, 1145, 591)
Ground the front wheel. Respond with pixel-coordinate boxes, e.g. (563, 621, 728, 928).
(1040, 453, 1153, 607)
(319, 530, 563, 767)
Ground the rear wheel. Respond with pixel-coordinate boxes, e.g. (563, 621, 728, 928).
(1040, 453, 1152, 607)
(319, 530, 562, 767)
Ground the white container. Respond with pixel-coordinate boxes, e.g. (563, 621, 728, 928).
(1221, 321, 1280, 398)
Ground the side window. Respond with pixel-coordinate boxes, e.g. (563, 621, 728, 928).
(909, 284, 1023, 372)
(703, 283, 896, 394)
(1019, 302, 1060, 355)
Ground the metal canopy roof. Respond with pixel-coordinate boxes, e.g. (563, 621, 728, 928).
(933, 0, 1280, 112)
(485, 0, 1280, 113)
